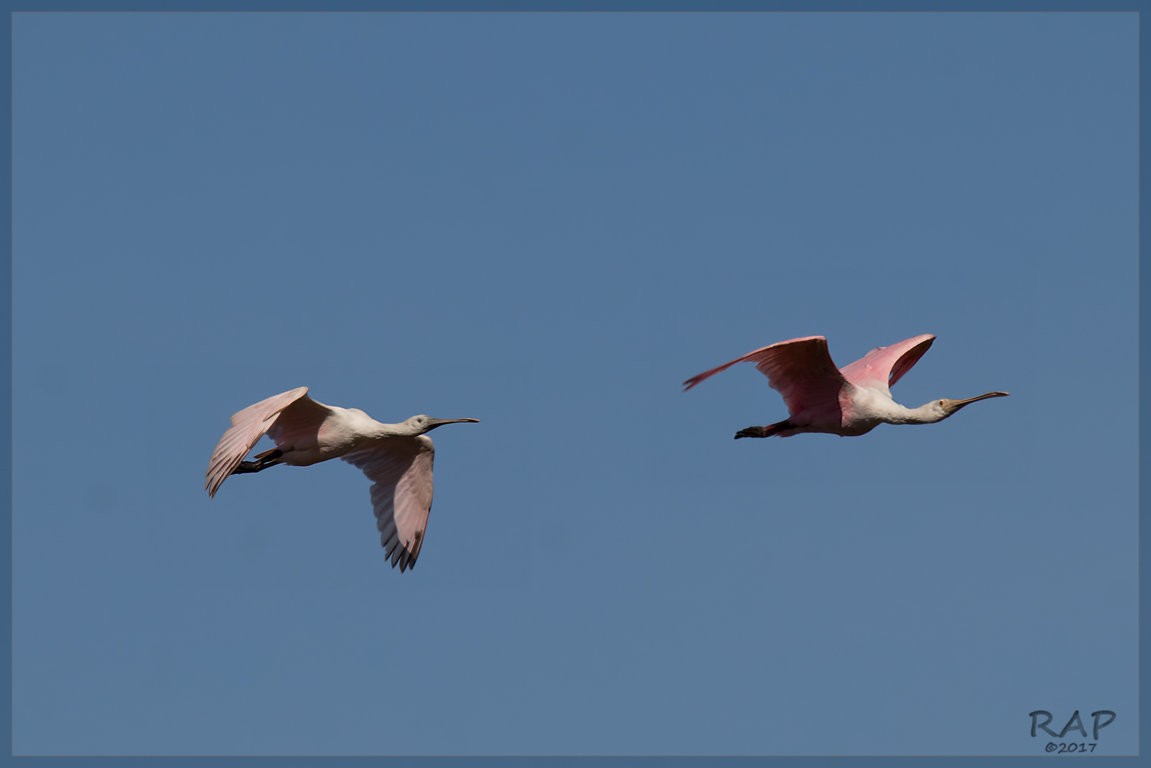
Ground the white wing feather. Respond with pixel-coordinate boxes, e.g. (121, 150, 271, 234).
(204, 387, 312, 497)
(343, 437, 435, 572)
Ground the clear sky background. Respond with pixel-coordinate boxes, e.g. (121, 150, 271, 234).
(12, 10, 1138, 758)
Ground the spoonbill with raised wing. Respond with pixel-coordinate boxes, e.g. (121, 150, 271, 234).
(205, 387, 478, 571)
(683, 334, 1008, 439)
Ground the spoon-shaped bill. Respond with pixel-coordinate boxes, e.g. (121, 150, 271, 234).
(943, 391, 1009, 414)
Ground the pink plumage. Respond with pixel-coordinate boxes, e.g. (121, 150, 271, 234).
(684, 334, 1007, 438)
(205, 387, 478, 572)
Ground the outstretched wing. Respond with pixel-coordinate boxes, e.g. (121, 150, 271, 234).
(205, 386, 315, 497)
(342, 437, 435, 573)
(839, 334, 935, 395)
(684, 336, 848, 423)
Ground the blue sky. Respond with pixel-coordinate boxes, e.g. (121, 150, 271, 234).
(11, 10, 1138, 758)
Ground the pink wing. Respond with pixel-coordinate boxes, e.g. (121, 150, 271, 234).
(342, 437, 435, 572)
(839, 334, 935, 394)
(684, 336, 848, 422)
(205, 386, 318, 497)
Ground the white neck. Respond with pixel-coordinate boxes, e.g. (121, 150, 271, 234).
(882, 401, 947, 425)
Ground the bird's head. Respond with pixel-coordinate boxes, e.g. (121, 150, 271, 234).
(928, 391, 1010, 420)
(404, 414, 481, 435)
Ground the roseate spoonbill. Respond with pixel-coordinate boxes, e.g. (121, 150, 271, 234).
(205, 387, 478, 571)
(683, 334, 1008, 439)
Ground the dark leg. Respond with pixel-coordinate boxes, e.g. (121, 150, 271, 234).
(232, 448, 284, 475)
(734, 420, 793, 439)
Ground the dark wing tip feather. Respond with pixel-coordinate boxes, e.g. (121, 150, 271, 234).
(682, 375, 705, 391)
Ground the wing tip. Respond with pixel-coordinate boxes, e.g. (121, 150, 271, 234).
(205, 473, 226, 497)
(389, 549, 418, 573)
(684, 335, 832, 390)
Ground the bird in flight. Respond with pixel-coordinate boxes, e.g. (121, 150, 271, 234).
(205, 387, 478, 571)
(684, 334, 1008, 439)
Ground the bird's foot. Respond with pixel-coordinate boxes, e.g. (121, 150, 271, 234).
(734, 419, 794, 439)
(231, 449, 283, 474)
